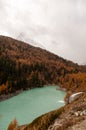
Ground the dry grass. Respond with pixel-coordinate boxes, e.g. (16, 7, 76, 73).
(7, 118, 18, 130)
(21, 106, 64, 130)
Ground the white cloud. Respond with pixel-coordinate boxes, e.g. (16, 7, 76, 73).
(0, 0, 86, 64)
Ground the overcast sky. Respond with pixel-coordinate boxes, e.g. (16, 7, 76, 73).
(0, 0, 86, 64)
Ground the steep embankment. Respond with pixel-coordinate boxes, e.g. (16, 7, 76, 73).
(0, 35, 86, 97)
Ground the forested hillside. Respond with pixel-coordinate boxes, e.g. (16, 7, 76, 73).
(0, 35, 86, 95)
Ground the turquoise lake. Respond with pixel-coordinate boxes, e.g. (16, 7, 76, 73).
(0, 86, 66, 130)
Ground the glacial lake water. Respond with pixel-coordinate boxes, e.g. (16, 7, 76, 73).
(0, 86, 66, 130)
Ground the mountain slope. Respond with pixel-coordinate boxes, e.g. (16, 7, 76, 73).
(0, 35, 86, 96)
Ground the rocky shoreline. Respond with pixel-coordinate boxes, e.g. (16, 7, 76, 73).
(48, 93, 86, 130)
(0, 90, 23, 102)
(0, 85, 64, 102)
